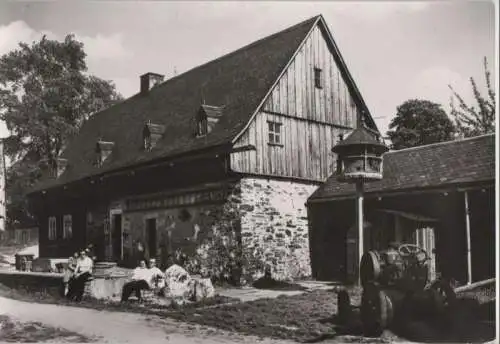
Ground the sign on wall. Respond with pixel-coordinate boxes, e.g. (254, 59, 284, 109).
(125, 188, 226, 212)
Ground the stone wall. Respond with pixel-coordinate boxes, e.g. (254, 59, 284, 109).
(0, 271, 63, 297)
(238, 178, 318, 281)
(123, 203, 224, 269)
(114, 183, 246, 285)
(103, 177, 317, 284)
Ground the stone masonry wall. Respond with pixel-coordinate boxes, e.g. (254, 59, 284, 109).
(238, 178, 318, 281)
(108, 178, 317, 284)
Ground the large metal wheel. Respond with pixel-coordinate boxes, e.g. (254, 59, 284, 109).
(361, 282, 392, 337)
(360, 251, 381, 286)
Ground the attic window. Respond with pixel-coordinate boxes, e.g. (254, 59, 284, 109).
(268, 121, 282, 145)
(143, 121, 166, 151)
(314, 67, 323, 89)
(95, 140, 114, 167)
(195, 104, 224, 137)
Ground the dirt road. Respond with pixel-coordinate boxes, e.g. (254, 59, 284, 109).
(0, 296, 296, 343)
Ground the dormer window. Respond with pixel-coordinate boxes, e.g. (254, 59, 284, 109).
(95, 140, 114, 167)
(40, 158, 68, 179)
(143, 121, 166, 151)
(195, 104, 224, 137)
(196, 117, 208, 137)
(56, 158, 68, 178)
(314, 67, 323, 89)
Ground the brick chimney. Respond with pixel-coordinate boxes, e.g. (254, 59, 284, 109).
(140, 72, 164, 94)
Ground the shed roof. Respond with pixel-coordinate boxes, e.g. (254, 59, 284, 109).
(309, 133, 496, 202)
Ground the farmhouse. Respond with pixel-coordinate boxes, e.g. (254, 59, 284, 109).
(307, 133, 495, 284)
(28, 15, 380, 281)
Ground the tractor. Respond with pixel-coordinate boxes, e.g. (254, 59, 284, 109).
(339, 243, 457, 337)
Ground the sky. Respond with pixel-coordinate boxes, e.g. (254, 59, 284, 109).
(0, 1, 496, 140)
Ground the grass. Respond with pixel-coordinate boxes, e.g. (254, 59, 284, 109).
(163, 288, 383, 343)
(0, 315, 96, 343)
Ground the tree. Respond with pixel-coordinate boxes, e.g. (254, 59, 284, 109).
(449, 57, 496, 138)
(0, 34, 123, 227)
(386, 99, 455, 150)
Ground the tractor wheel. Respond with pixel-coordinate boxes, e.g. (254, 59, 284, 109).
(361, 282, 392, 337)
(360, 251, 381, 286)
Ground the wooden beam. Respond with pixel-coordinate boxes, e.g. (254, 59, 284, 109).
(261, 109, 354, 130)
(455, 278, 495, 293)
(464, 190, 472, 285)
(233, 171, 323, 185)
(355, 180, 364, 286)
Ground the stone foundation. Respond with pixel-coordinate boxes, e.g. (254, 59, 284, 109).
(238, 178, 318, 281)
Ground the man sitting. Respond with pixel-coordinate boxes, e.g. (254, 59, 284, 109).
(67, 250, 94, 301)
(121, 259, 165, 302)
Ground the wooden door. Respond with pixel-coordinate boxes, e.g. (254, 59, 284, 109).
(112, 214, 122, 261)
(146, 218, 157, 259)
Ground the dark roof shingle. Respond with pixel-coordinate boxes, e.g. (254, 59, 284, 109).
(309, 134, 496, 202)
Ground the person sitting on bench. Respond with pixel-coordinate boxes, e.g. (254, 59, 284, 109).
(62, 252, 79, 297)
(122, 259, 164, 302)
(67, 250, 94, 301)
(147, 258, 166, 292)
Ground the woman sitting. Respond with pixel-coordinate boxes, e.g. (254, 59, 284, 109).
(62, 252, 78, 297)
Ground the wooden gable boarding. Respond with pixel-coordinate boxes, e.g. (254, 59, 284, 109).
(230, 17, 371, 182)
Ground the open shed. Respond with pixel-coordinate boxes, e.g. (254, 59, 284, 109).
(307, 134, 495, 284)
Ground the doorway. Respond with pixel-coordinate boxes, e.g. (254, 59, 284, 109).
(146, 218, 157, 259)
(111, 214, 122, 261)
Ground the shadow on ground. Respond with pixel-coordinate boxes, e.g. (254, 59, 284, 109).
(320, 298, 496, 344)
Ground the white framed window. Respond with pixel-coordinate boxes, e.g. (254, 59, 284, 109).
(63, 214, 73, 239)
(314, 67, 323, 89)
(48, 216, 57, 240)
(268, 121, 282, 145)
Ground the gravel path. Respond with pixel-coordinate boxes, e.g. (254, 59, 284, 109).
(0, 296, 296, 344)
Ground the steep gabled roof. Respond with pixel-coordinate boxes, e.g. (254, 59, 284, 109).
(309, 134, 496, 202)
(31, 14, 378, 193)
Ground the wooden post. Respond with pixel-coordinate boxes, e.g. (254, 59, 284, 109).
(464, 191, 472, 285)
(356, 180, 364, 285)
